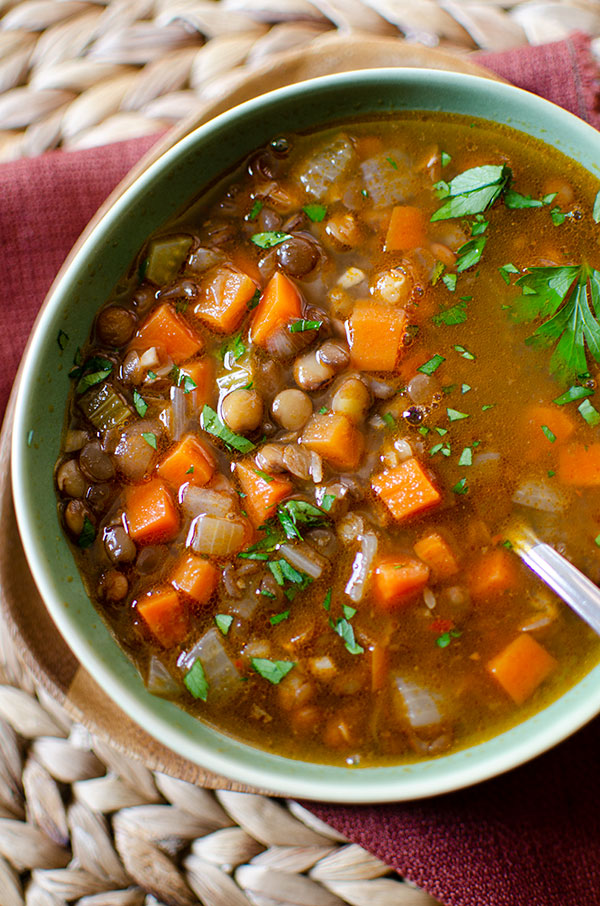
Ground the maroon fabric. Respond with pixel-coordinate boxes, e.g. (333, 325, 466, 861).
(2, 33, 600, 906)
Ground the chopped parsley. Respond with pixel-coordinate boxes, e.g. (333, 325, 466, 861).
(184, 660, 209, 700)
(382, 412, 396, 428)
(215, 614, 233, 635)
(251, 231, 292, 248)
(447, 408, 469, 422)
(289, 319, 322, 333)
(133, 390, 148, 417)
(26, 429, 34, 447)
(251, 658, 295, 684)
(498, 262, 520, 284)
(302, 204, 327, 222)
(454, 345, 475, 360)
(461, 383, 471, 394)
(452, 477, 469, 495)
(220, 333, 245, 362)
(321, 494, 336, 512)
(269, 611, 290, 626)
(77, 515, 96, 549)
(458, 447, 473, 466)
(277, 499, 327, 541)
(511, 264, 600, 380)
(431, 164, 511, 221)
(253, 468, 274, 483)
(386, 156, 398, 170)
(433, 300, 467, 326)
(72, 356, 113, 394)
(456, 236, 486, 273)
(332, 618, 364, 656)
(554, 385, 593, 405)
(436, 629, 462, 648)
(57, 329, 69, 351)
(142, 432, 157, 449)
(541, 424, 556, 443)
(201, 405, 255, 454)
(247, 288, 260, 311)
(185, 465, 194, 474)
(578, 398, 600, 425)
(593, 190, 600, 224)
(442, 273, 457, 292)
(418, 354, 445, 375)
(171, 365, 197, 393)
(247, 199, 263, 221)
(595, 534, 600, 547)
(441, 151, 452, 168)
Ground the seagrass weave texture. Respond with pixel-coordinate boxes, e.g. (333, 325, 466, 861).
(0, 0, 599, 160)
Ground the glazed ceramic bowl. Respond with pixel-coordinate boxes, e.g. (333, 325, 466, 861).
(11, 69, 600, 802)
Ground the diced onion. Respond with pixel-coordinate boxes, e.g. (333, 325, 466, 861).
(179, 628, 239, 698)
(189, 514, 246, 557)
(113, 419, 161, 481)
(512, 478, 570, 513)
(280, 542, 328, 580)
(145, 657, 180, 697)
(344, 531, 378, 603)
(182, 486, 236, 519)
(394, 677, 442, 730)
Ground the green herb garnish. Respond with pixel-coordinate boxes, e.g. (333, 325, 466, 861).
(302, 204, 327, 222)
(247, 288, 260, 311)
(133, 390, 148, 417)
(447, 408, 469, 422)
(220, 333, 245, 362)
(142, 432, 157, 449)
(432, 300, 467, 326)
(201, 405, 255, 453)
(73, 357, 113, 394)
(289, 319, 322, 333)
(184, 660, 209, 700)
(251, 231, 292, 249)
(578, 398, 600, 425)
(499, 262, 519, 285)
(277, 499, 326, 541)
(78, 515, 96, 549)
(456, 236, 486, 273)
(418, 354, 445, 375)
(593, 190, 600, 224)
(247, 199, 263, 221)
(332, 618, 364, 655)
(251, 658, 295, 684)
(441, 151, 452, 168)
(436, 629, 462, 648)
(442, 273, 457, 292)
(57, 329, 69, 351)
(321, 494, 336, 512)
(458, 446, 473, 466)
(541, 425, 556, 443)
(452, 477, 469, 495)
(253, 468, 274, 483)
(553, 385, 593, 405)
(215, 614, 233, 635)
(386, 156, 398, 170)
(431, 164, 511, 221)
(454, 345, 475, 360)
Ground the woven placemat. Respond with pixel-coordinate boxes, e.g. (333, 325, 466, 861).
(0, 2, 598, 905)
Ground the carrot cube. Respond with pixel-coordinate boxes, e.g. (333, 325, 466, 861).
(371, 458, 441, 521)
(194, 266, 258, 334)
(250, 272, 302, 347)
(558, 442, 600, 486)
(413, 532, 459, 580)
(301, 413, 365, 471)
(522, 404, 575, 461)
(130, 303, 203, 364)
(157, 435, 215, 490)
(236, 459, 293, 527)
(126, 479, 180, 545)
(384, 205, 427, 252)
(372, 556, 430, 609)
(137, 587, 188, 647)
(179, 357, 215, 411)
(468, 548, 518, 600)
(347, 301, 407, 372)
(487, 633, 557, 705)
(170, 552, 219, 605)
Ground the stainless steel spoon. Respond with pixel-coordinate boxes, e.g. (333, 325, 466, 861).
(505, 520, 600, 636)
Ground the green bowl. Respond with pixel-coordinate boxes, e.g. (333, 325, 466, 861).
(12, 69, 600, 802)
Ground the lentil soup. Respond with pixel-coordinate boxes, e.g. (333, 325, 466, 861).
(54, 114, 600, 765)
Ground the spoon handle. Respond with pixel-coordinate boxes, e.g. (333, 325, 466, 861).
(516, 538, 600, 636)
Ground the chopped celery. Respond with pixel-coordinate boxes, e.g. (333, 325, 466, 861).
(79, 383, 131, 431)
(145, 234, 193, 286)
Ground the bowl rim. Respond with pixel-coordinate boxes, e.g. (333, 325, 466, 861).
(11, 66, 600, 803)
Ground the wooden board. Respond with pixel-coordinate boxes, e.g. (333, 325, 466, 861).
(1, 36, 500, 789)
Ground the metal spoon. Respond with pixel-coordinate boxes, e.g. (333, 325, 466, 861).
(505, 519, 600, 636)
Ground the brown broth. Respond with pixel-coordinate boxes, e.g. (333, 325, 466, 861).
(56, 114, 600, 766)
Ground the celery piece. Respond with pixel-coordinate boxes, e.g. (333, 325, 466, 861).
(145, 235, 193, 286)
(79, 383, 131, 431)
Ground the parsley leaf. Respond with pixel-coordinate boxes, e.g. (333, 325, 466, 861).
(78, 515, 96, 549)
(201, 405, 255, 453)
(418, 354, 445, 375)
(431, 164, 511, 221)
(511, 264, 600, 380)
(503, 188, 545, 209)
(456, 236, 486, 272)
(184, 660, 209, 700)
(251, 658, 295, 684)
(499, 262, 519, 284)
(220, 333, 245, 363)
(251, 231, 292, 249)
(215, 614, 233, 635)
(553, 385, 593, 405)
(73, 356, 113, 394)
(578, 398, 600, 425)
(302, 204, 327, 222)
(142, 432, 157, 449)
(433, 300, 468, 326)
(133, 390, 148, 417)
(247, 199, 263, 221)
(593, 190, 600, 224)
(277, 500, 326, 540)
(269, 611, 290, 626)
(332, 618, 364, 655)
(289, 319, 322, 333)
(442, 273, 457, 292)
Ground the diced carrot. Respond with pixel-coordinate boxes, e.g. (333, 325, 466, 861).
(413, 532, 459, 580)
(301, 413, 364, 471)
(179, 356, 215, 410)
(558, 442, 600, 486)
(371, 458, 441, 521)
(249, 272, 302, 347)
(170, 552, 219, 605)
(130, 303, 203, 364)
(157, 434, 215, 490)
(522, 404, 575, 460)
(487, 633, 557, 705)
(372, 556, 430, 609)
(468, 548, 518, 600)
(137, 587, 188, 647)
(384, 205, 427, 252)
(347, 301, 407, 372)
(195, 266, 258, 334)
(235, 458, 293, 527)
(125, 479, 180, 545)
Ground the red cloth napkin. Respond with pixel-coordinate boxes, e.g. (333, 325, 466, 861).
(2, 31, 599, 906)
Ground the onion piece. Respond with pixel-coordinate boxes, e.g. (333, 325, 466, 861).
(170, 386, 187, 441)
(182, 486, 236, 518)
(280, 542, 328, 580)
(188, 514, 246, 557)
(512, 478, 570, 513)
(344, 530, 378, 603)
(145, 657, 180, 697)
(113, 419, 161, 481)
(394, 677, 442, 730)
(179, 628, 239, 698)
